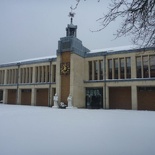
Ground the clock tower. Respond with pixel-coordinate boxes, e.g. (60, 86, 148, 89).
(56, 12, 89, 106)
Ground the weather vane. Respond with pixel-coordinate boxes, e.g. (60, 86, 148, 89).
(69, 7, 75, 24)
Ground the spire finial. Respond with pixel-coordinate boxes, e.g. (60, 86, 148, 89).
(69, 9, 75, 24)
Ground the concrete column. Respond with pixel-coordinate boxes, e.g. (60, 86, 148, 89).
(105, 86, 109, 109)
(131, 55, 136, 78)
(32, 67, 36, 83)
(103, 85, 106, 109)
(56, 56, 61, 102)
(131, 85, 138, 110)
(31, 88, 36, 106)
(48, 87, 52, 107)
(17, 89, 21, 105)
(3, 89, 8, 104)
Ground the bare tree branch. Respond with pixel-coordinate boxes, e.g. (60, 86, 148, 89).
(72, 0, 155, 47)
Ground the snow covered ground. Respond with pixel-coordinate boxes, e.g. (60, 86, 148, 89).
(0, 104, 155, 155)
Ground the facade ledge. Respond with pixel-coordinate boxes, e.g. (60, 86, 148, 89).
(84, 78, 155, 83)
(0, 82, 56, 87)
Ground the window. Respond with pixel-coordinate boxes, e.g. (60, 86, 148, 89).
(150, 55, 155, 77)
(53, 65, 56, 82)
(108, 59, 112, 79)
(36, 67, 38, 83)
(0, 70, 5, 84)
(138, 87, 155, 92)
(89, 61, 92, 80)
(120, 58, 125, 79)
(47, 66, 50, 82)
(126, 57, 131, 78)
(143, 56, 149, 78)
(114, 59, 118, 79)
(136, 57, 142, 78)
(99, 60, 103, 80)
(94, 61, 98, 80)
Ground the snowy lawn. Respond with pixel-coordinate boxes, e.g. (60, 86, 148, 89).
(0, 104, 155, 155)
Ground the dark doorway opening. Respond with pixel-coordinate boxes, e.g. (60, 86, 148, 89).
(86, 88, 103, 109)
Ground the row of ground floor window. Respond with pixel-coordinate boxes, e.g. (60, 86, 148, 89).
(0, 86, 155, 111)
(86, 87, 155, 111)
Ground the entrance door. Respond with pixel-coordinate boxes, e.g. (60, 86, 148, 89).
(86, 88, 103, 109)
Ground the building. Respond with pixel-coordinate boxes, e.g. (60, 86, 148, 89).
(0, 16, 155, 111)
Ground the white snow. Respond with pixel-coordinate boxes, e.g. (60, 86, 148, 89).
(0, 104, 155, 155)
(90, 45, 138, 53)
(0, 55, 57, 66)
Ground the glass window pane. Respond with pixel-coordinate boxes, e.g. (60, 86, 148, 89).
(89, 61, 92, 80)
(136, 57, 142, 78)
(150, 55, 155, 77)
(143, 56, 149, 78)
(114, 59, 118, 79)
(99, 60, 103, 80)
(126, 57, 131, 78)
(94, 61, 98, 80)
(108, 59, 112, 79)
(120, 58, 124, 79)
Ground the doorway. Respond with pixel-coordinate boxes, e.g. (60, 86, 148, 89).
(86, 88, 103, 109)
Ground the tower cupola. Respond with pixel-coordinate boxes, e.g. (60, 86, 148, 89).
(66, 12, 77, 37)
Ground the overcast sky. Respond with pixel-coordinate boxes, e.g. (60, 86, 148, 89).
(0, 0, 131, 64)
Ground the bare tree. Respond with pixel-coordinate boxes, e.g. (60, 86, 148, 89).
(72, 0, 155, 47)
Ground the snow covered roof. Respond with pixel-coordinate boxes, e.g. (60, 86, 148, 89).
(0, 55, 57, 67)
(90, 45, 139, 53)
(16, 55, 57, 63)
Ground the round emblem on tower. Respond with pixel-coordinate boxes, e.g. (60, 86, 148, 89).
(60, 62, 70, 75)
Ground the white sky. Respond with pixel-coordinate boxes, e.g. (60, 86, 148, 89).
(0, 0, 131, 64)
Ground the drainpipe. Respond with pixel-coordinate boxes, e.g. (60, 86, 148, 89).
(103, 53, 107, 109)
(48, 58, 52, 107)
(16, 63, 20, 104)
